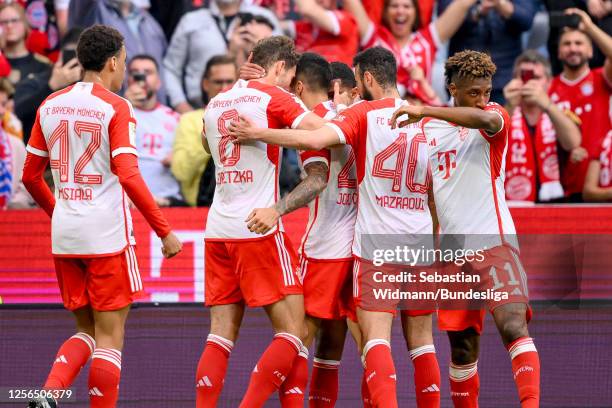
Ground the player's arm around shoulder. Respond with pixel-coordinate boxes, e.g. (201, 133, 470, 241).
(391, 103, 504, 135)
(246, 159, 329, 235)
(228, 112, 341, 151)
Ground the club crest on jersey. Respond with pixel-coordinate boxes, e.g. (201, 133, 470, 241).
(580, 82, 594, 96)
(458, 127, 469, 141)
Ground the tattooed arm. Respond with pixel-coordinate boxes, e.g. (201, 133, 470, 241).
(245, 161, 329, 234)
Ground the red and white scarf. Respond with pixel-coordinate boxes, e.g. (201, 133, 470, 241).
(505, 107, 564, 202)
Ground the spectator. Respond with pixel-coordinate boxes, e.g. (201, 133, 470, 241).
(68, 0, 167, 97)
(548, 8, 612, 202)
(438, 0, 537, 104)
(285, 0, 359, 65)
(163, 0, 280, 113)
(345, 0, 477, 104)
(583, 130, 612, 201)
(172, 55, 237, 206)
(148, 0, 205, 40)
(228, 13, 274, 67)
(587, 0, 612, 67)
(0, 3, 51, 86)
(503, 50, 581, 203)
(14, 27, 82, 142)
(0, 76, 23, 140)
(0, 75, 29, 208)
(16, 0, 69, 62)
(124, 54, 184, 206)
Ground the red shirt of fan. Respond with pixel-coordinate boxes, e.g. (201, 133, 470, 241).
(294, 10, 359, 65)
(549, 68, 612, 196)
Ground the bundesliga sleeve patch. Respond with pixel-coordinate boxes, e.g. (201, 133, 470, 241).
(129, 122, 136, 147)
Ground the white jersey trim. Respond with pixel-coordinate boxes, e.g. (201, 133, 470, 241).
(111, 147, 139, 158)
(302, 156, 329, 167)
(291, 111, 310, 129)
(428, 22, 442, 49)
(325, 10, 341, 36)
(483, 110, 505, 137)
(26, 145, 49, 157)
(325, 123, 346, 144)
(361, 21, 376, 47)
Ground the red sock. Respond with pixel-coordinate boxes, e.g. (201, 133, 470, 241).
(361, 355, 373, 408)
(361, 366, 373, 407)
(239, 333, 302, 408)
(508, 337, 540, 408)
(308, 358, 340, 407)
(363, 339, 398, 408)
(279, 346, 309, 407)
(44, 332, 95, 389)
(88, 348, 122, 408)
(196, 334, 233, 408)
(410, 345, 441, 408)
(449, 361, 479, 408)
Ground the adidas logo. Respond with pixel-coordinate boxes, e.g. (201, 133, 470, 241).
(89, 387, 104, 397)
(196, 376, 213, 388)
(422, 384, 440, 393)
(284, 387, 303, 395)
(511, 287, 523, 296)
(54, 355, 68, 364)
(366, 371, 376, 383)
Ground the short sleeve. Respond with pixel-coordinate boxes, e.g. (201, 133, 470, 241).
(267, 87, 309, 129)
(300, 149, 331, 167)
(483, 103, 510, 138)
(330, 10, 356, 38)
(109, 99, 139, 158)
(326, 102, 367, 147)
(25, 109, 48, 157)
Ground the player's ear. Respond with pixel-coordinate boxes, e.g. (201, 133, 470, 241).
(448, 82, 457, 98)
(274, 60, 285, 76)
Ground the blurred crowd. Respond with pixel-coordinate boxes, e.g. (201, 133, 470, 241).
(0, 0, 611, 211)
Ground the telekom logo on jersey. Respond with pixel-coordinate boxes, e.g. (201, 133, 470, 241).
(142, 133, 163, 155)
(437, 150, 457, 180)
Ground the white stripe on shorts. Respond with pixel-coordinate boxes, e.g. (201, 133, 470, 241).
(275, 234, 293, 286)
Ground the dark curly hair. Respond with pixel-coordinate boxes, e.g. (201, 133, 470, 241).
(77, 25, 124, 72)
(445, 50, 497, 87)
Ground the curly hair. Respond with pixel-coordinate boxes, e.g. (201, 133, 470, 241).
(444, 50, 497, 87)
(77, 25, 124, 72)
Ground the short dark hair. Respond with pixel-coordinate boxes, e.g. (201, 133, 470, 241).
(352, 46, 397, 88)
(445, 50, 497, 87)
(203, 54, 237, 80)
(512, 49, 552, 78)
(330, 61, 356, 89)
(251, 36, 299, 71)
(77, 25, 124, 72)
(295, 53, 331, 92)
(129, 54, 159, 71)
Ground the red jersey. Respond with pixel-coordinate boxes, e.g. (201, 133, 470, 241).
(549, 68, 612, 196)
(362, 21, 440, 103)
(295, 10, 359, 65)
(596, 131, 612, 188)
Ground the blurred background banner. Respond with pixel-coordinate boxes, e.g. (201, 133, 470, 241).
(2, 205, 612, 304)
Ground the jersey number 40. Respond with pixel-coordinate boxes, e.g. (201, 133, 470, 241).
(372, 133, 430, 193)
